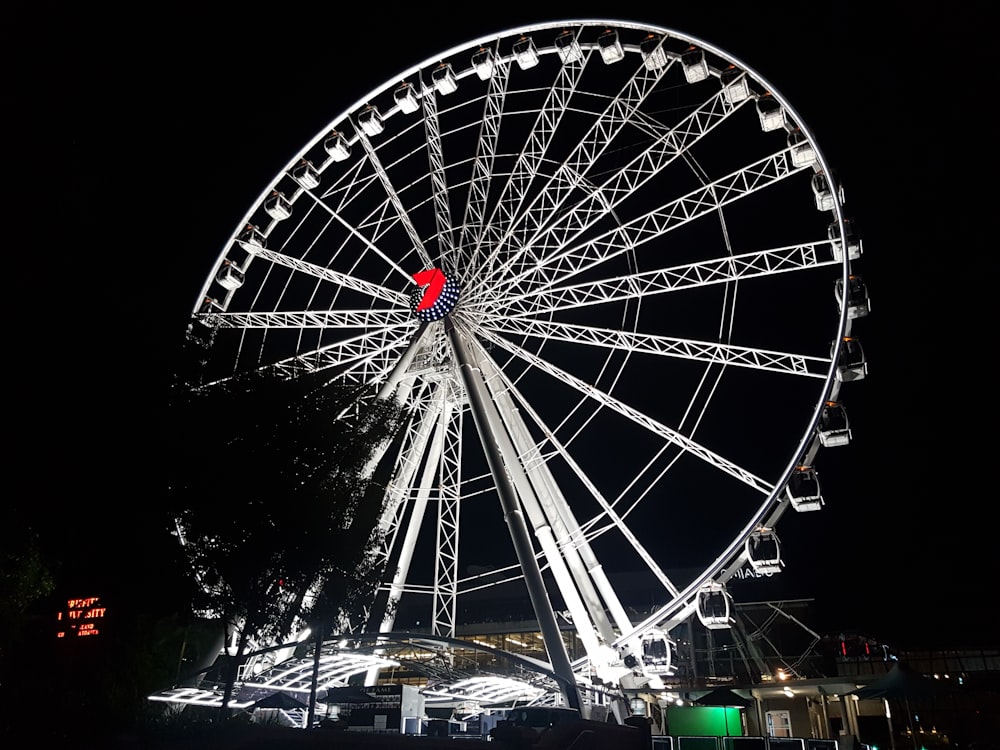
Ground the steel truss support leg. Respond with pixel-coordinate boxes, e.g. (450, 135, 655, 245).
(446, 318, 582, 713)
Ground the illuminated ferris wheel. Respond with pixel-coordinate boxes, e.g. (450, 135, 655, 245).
(187, 19, 868, 702)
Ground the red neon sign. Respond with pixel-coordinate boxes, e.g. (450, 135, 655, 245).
(56, 596, 106, 639)
(411, 268, 447, 311)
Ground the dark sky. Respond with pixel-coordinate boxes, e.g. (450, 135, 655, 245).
(9, 2, 996, 651)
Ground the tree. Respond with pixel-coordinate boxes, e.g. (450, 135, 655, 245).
(164, 366, 403, 719)
(0, 511, 56, 684)
(0, 513, 56, 623)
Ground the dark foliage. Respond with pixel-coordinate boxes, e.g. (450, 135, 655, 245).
(163, 362, 404, 714)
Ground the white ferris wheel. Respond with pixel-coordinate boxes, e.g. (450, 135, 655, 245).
(185, 18, 869, 706)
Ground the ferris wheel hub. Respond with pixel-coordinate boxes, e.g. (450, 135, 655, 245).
(410, 267, 462, 322)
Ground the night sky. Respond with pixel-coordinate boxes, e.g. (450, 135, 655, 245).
(9, 1, 996, 652)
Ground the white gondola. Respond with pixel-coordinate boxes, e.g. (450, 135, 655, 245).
(836, 275, 871, 319)
(215, 261, 244, 291)
(471, 47, 494, 80)
(720, 66, 750, 104)
(513, 36, 539, 70)
(264, 191, 291, 221)
(640, 629, 677, 675)
(746, 527, 783, 574)
(291, 160, 319, 190)
(818, 400, 851, 447)
(639, 33, 668, 70)
(812, 173, 836, 212)
(432, 63, 458, 95)
(681, 47, 708, 83)
(787, 128, 816, 168)
(598, 29, 624, 64)
(697, 583, 733, 629)
(756, 93, 786, 132)
(199, 296, 224, 315)
(236, 224, 266, 254)
(787, 465, 823, 512)
(835, 336, 867, 382)
(828, 218, 863, 261)
(393, 82, 420, 113)
(555, 29, 582, 63)
(323, 130, 351, 162)
(358, 105, 384, 137)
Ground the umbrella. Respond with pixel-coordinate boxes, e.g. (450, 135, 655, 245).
(250, 691, 308, 711)
(849, 662, 948, 750)
(849, 662, 943, 701)
(693, 688, 752, 738)
(694, 687, 754, 707)
(318, 686, 375, 704)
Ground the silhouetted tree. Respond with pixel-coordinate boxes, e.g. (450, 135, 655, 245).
(0, 512, 56, 628)
(0, 511, 56, 722)
(164, 366, 403, 719)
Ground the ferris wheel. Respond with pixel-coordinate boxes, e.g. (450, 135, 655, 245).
(186, 19, 868, 701)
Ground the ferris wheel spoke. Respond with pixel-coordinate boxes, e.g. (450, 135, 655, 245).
(244, 244, 410, 305)
(498, 242, 835, 323)
(415, 75, 460, 272)
(354, 126, 434, 270)
(477, 57, 672, 284)
(258, 166, 422, 289)
(484, 317, 830, 378)
(484, 85, 747, 295)
(315, 153, 380, 209)
(497, 147, 806, 298)
(193, 308, 414, 330)
(241, 323, 416, 383)
(470, 51, 590, 267)
(476, 326, 774, 495)
(457, 50, 511, 265)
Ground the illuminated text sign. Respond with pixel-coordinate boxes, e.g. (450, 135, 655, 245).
(56, 596, 106, 639)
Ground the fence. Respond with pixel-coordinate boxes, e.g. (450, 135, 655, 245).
(652, 737, 856, 750)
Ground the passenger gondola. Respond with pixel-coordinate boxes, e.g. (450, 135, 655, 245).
(746, 527, 783, 574)
(756, 93, 786, 132)
(681, 46, 708, 83)
(818, 401, 851, 447)
(357, 105, 385, 137)
(787, 465, 823, 512)
(697, 583, 734, 629)
(834, 336, 867, 382)
(291, 159, 320, 190)
(393, 82, 420, 113)
(555, 30, 583, 63)
(264, 191, 291, 221)
(835, 275, 870, 319)
(323, 130, 351, 161)
(598, 29, 624, 64)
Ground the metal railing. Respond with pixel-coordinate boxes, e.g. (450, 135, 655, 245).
(653, 737, 853, 750)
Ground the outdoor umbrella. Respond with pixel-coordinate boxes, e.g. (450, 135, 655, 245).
(849, 662, 948, 750)
(318, 686, 376, 704)
(694, 687, 753, 736)
(694, 687, 754, 707)
(849, 661, 942, 701)
(250, 691, 309, 711)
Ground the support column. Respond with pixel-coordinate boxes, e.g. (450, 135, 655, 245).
(446, 319, 582, 713)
